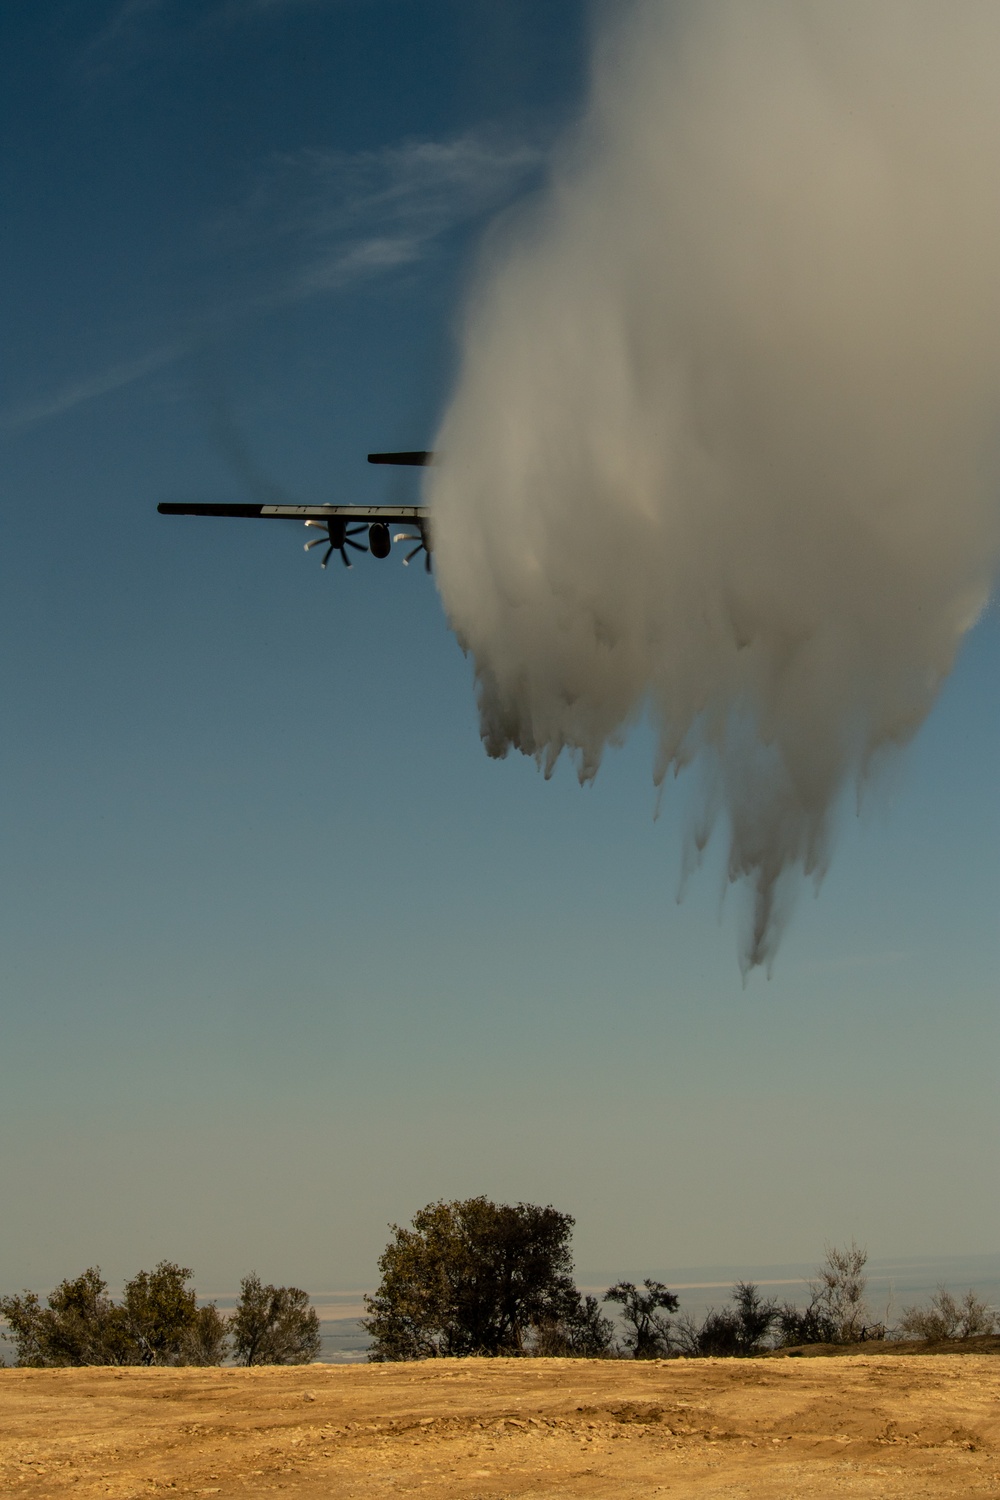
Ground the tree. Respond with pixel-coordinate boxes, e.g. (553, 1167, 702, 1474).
(0, 1290, 51, 1368)
(0, 1264, 228, 1367)
(898, 1286, 997, 1341)
(122, 1262, 198, 1366)
(604, 1280, 679, 1359)
(362, 1198, 578, 1360)
(675, 1282, 778, 1357)
(0, 1268, 131, 1367)
(730, 1280, 780, 1353)
(230, 1274, 320, 1365)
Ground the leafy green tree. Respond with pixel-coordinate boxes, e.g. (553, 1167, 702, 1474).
(230, 1274, 320, 1365)
(731, 1281, 779, 1351)
(0, 1290, 49, 1367)
(604, 1280, 679, 1359)
(0, 1268, 132, 1367)
(122, 1262, 198, 1365)
(362, 1198, 578, 1360)
(1, 1264, 228, 1367)
(0, 1284, 48, 1368)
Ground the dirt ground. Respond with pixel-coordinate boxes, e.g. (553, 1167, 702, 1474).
(2, 1354, 999, 1499)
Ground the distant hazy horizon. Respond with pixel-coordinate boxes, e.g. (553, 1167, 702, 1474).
(5, 1250, 997, 1366)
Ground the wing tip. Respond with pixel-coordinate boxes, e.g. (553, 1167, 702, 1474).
(367, 450, 434, 466)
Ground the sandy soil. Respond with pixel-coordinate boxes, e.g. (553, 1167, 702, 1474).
(2, 1354, 999, 1498)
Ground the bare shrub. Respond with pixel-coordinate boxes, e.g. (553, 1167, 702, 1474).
(898, 1286, 997, 1341)
(774, 1242, 888, 1347)
(812, 1241, 873, 1343)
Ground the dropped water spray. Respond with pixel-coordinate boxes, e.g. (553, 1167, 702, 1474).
(428, 0, 1000, 974)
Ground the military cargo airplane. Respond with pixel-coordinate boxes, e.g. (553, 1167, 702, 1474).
(157, 451, 434, 571)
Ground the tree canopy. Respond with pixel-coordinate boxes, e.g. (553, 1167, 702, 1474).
(229, 1274, 321, 1366)
(604, 1280, 679, 1359)
(362, 1197, 579, 1360)
(0, 1263, 228, 1367)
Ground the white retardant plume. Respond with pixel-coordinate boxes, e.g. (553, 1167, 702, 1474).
(428, 0, 1000, 974)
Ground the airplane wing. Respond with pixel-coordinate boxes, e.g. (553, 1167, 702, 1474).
(158, 454, 433, 570)
(157, 502, 427, 523)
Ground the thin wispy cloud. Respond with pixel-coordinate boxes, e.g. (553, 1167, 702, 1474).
(80, 0, 338, 74)
(3, 132, 541, 435)
(217, 0, 329, 15)
(0, 343, 184, 436)
(221, 134, 544, 310)
(77, 0, 168, 76)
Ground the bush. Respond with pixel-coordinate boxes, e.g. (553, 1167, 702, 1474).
(774, 1241, 880, 1347)
(774, 1298, 841, 1347)
(898, 1286, 997, 1341)
(675, 1282, 778, 1357)
(530, 1291, 617, 1358)
(179, 1303, 231, 1366)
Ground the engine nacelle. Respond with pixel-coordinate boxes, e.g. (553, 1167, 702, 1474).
(368, 522, 391, 559)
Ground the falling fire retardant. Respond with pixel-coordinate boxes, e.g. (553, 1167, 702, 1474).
(428, 1, 1000, 973)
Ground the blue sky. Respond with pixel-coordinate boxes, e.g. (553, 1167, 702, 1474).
(0, 0, 997, 1298)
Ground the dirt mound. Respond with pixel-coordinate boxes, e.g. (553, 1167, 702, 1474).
(772, 1335, 1000, 1358)
(2, 1353, 999, 1497)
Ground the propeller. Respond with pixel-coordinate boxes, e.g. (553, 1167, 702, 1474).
(195, 380, 359, 570)
(393, 525, 432, 573)
(304, 518, 369, 569)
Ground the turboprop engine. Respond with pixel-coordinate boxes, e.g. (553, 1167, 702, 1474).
(367, 522, 391, 559)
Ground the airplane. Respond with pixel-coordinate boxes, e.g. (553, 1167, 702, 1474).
(157, 451, 434, 571)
